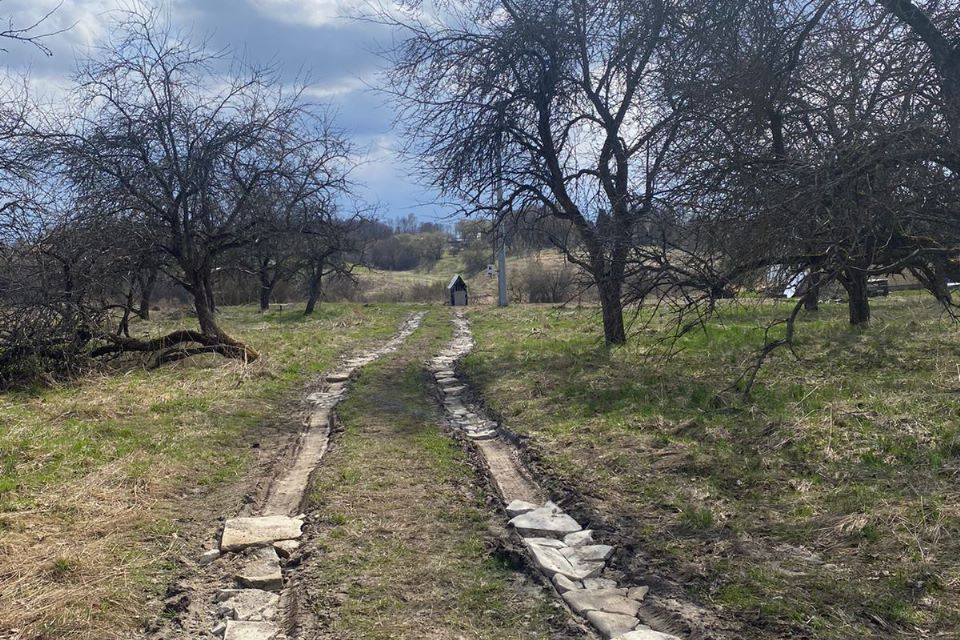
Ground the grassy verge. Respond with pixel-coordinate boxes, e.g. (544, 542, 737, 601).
(464, 294, 960, 639)
(0, 303, 415, 640)
(306, 309, 562, 639)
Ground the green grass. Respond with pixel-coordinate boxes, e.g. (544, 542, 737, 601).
(464, 294, 960, 639)
(306, 309, 562, 639)
(0, 302, 418, 640)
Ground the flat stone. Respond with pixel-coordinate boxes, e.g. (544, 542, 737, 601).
(564, 530, 595, 547)
(216, 588, 244, 603)
(528, 541, 604, 581)
(613, 630, 682, 640)
(326, 372, 352, 383)
(586, 610, 640, 639)
(562, 588, 638, 617)
(236, 547, 283, 591)
(562, 544, 614, 563)
(223, 620, 282, 640)
(584, 577, 619, 590)
(443, 385, 467, 395)
(627, 586, 650, 601)
(509, 506, 582, 538)
(199, 549, 220, 565)
(467, 430, 498, 440)
(527, 542, 578, 577)
(272, 540, 300, 558)
(523, 536, 567, 549)
(218, 589, 280, 621)
(553, 573, 582, 593)
(221, 516, 304, 552)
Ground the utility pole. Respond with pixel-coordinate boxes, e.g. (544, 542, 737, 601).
(496, 151, 508, 307)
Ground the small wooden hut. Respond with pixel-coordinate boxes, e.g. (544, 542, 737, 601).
(448, 274, 468, 306)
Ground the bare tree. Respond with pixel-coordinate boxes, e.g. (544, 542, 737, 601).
(59, 7, 351, 362)
(384, 0, 689, 344)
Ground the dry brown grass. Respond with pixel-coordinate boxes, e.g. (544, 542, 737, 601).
(0, 303, 414, 639)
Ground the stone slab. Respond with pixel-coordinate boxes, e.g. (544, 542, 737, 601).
(564, 530, 594, 547)
(236, 547, 283, 591)
(587, 610, 640, 639)
(584, 577, 619, 590)
(467, 429, 499, 440)
(221, 516, 303, 552)
(218, 589, 280, 621)
(553, 573, 582, 593)
(509, 506, 582, 538)
(562, 588, 638, 617)
(273, 539, 300, 558)
(627, 586, 650, 601)
(562, 544, 614, 563)
(613, 630, 682, 640)
(199, 549, 220, 565)
(523, 536, 566, 549)
(223, 620, 282, 640)
(528, 541, 604, 581)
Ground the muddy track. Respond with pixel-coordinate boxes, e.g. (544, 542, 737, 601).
(142, 313, 424, 640)
(427, 311, 725, 640)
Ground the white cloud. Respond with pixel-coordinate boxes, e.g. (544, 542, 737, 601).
(246, 0, 351, 27)
(304, 76, 365, 98)
(246, 0, 410, 28)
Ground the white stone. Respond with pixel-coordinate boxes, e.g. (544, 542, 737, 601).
(215, 588, 244, 603)
(613, 630, 682, 640)
(221, 516, 304, 552)
(586, 611, 640, 639)
(584, 577, 619, 590)
(564, 530, 595, 547)
(326, 372, 352, 383)
(528, 541, 604, 581)
(523, 536, 567, 549)
(236, 547, 283, 591)
(553, 573, 582, 593)
(562, 544, 614, 563)
(467, 430, 498, 440)
(218, 589, 280, 621)
(272, 540, 300, 558)
(627, 586, 650, 601)
(199, 549, 220, 565)
(222, 620, 282, 640)
(509, 506, 582, 537)
(562, 588, 638, 617)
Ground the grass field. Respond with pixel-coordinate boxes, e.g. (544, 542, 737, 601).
(463, 293, 960, 639)
(0, 303, 416, 640)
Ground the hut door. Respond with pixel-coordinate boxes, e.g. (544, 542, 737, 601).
(453, 290, 467, 306)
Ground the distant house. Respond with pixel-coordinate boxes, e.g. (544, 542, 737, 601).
(448, 274, 468, 306)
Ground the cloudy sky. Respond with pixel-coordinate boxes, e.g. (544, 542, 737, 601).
(1, 0, 454, 226)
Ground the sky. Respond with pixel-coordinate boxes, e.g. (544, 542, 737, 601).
(0, 0, 456, 227)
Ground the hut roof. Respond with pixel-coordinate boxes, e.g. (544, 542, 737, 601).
(447, 274, 466, 290)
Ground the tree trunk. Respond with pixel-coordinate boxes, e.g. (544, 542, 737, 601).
(259, 284, 271, 313)
(597, 277, 626, 345)
(202, 271, 216, 314)
(139, 268, 158, 320)
(802, 272, 820, 312)
(841, 269, 870, 326)
(189, 270, 222, 337)
(304, 272, 322, 315)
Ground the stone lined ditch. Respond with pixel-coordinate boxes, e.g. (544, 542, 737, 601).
(159, 313, 424, 640)
(429, 311, 684, 640)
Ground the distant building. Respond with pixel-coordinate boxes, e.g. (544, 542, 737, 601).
(448, 274, 468, 306)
